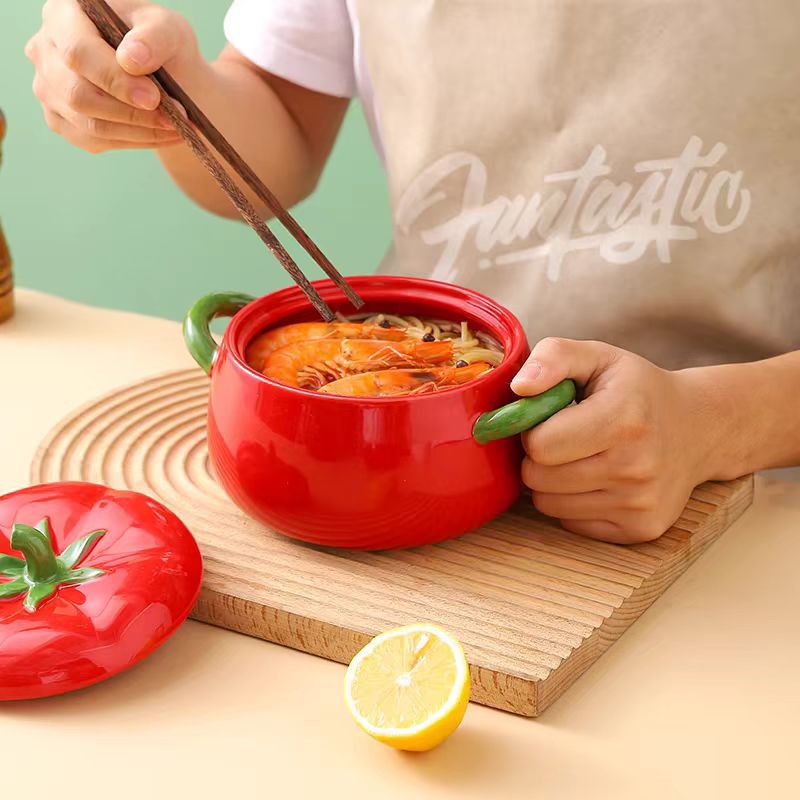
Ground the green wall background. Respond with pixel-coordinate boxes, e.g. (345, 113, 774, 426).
(0, 1, 390, 321)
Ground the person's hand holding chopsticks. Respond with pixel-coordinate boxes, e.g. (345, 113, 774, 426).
(26, 0, 188, 152)
(27, 0, 361, 318)
(26, 0, 347, 221)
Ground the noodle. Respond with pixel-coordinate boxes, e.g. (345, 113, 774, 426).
(336, 311, 505, 366)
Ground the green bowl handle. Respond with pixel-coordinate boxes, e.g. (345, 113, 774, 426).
(183, 292, 255, 374)
(473, 379, 576, 444)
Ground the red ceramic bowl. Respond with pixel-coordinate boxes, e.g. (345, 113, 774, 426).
(183, 276, 570, 550)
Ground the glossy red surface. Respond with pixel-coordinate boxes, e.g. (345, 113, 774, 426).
(0, 482, 202, 701)
(206, 276, 530, 549)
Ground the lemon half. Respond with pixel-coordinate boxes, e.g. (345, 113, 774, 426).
(344, 623, 470, 751)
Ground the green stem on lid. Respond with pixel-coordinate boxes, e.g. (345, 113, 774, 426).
(9, 520, 60, 583)
(1, 518, 107, 612)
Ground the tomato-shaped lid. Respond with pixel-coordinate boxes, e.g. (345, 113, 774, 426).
(0, 482, 203, 701)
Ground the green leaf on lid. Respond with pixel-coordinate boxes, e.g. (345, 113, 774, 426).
(59, 530, 106, 569)
(24, 581, 58, 612)
(0, 554, 26, 577)
(0, 578, 26, 600)
(65, 567, 105, 584)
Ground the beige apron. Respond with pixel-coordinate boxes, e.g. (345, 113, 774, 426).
(354, 0, 800, 369)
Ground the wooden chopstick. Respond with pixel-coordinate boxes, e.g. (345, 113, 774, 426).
(77, 0, 365, 321)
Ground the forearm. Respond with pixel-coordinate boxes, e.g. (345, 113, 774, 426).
(157, 47, 344, 218)
(681, 351, 800, 480)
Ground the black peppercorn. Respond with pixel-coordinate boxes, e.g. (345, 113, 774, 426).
(455, 359, 468, 368)
(379, 319, 391, 328)
(422, 332, 435, 342)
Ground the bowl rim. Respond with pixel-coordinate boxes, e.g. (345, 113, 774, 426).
(221, 275, 530, 405)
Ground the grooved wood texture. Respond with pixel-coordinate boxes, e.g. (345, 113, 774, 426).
(30, 369, 754, 716)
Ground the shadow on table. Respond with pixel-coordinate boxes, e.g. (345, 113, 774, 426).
(393, 714, 648, 797)
(0, 620, 218, 722)
(397, 724, 502, 782)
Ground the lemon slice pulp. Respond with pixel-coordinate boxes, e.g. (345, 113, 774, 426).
(344, 623, 470, 751)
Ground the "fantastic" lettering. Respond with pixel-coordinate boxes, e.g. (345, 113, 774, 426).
(395, 136, 752, 282)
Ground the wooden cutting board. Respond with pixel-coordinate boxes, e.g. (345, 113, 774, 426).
(31, 369, 753, 716)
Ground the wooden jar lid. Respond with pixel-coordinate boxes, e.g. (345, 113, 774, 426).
(0, 107, 13, 323)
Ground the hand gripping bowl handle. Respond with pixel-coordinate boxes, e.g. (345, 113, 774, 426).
(183, 291, 255, 374)
(182, 291, 576, 440)
(472, 379, 576, 444)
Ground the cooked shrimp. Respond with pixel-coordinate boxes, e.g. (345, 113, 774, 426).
(264, 339, 456, 389)
(245, 321, 406, 372)
(318, 363, 493, 397)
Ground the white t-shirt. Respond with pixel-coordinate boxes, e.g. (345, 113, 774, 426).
(223, 0, 382, 157)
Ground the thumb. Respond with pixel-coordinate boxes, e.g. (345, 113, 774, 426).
(510, 337, 618, 396)
(116, 7, 191, 75)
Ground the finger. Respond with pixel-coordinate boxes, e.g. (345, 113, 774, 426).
(64, 39, 160, 110)
(45, 51, 171, 128)
(47, 1, 161, 109)
(522, 392, 617, 465)
(44, 108, 179, 153)
(117, 6, 190, 75)
(522, 452, 610, 494)
(511, 337, 620, 396)
(559, 519, 628, 543)
(531, 490, 612, 520)
(561, 517, 662, 545)
(80, 116, 181, 144)
(24, 32, 40, 62)
(62, 77, 173, 129)
(42, 107, 69, 136)
(43, 65, 177, 143)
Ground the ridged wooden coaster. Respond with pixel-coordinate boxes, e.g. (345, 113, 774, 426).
(31, 369, 754, 716)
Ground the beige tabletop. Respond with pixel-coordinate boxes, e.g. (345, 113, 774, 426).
(1, 289, 798, 799)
